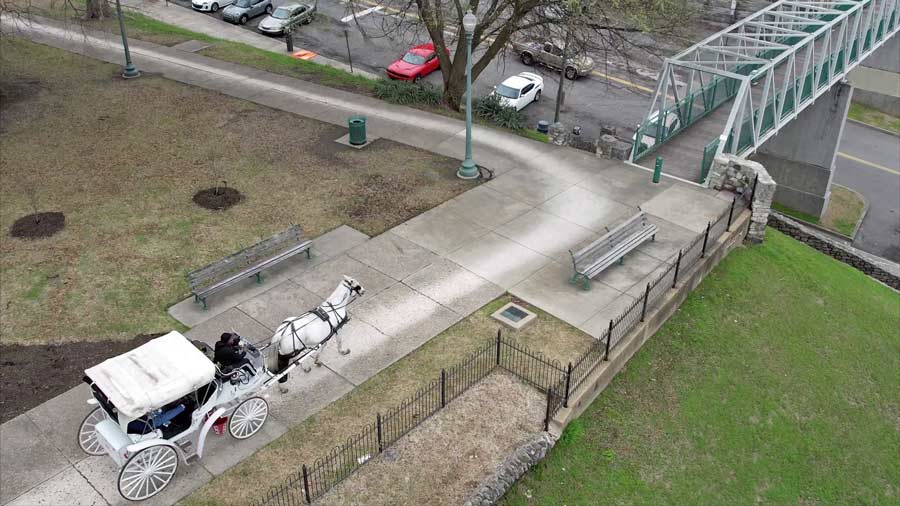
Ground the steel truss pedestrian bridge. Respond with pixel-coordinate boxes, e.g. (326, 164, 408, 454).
(630, 0, 899, 183)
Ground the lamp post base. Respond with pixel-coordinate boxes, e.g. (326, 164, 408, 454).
(456, 159, 479, 180)
(122, 64, 141, 79)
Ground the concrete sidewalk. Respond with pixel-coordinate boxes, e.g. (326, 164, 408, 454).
(120, 0, 380, 79)
(1, 17, 730, 506)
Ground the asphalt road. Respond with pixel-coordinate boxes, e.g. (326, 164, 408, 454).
(169, 0, 657, 140)
(833, 121, 900, 262)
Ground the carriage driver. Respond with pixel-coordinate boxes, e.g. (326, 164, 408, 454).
(214, 332, 250, 371)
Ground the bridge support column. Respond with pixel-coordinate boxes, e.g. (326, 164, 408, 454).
(752, 81, 853, 220)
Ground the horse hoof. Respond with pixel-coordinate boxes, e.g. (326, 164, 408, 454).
(340, 349, 351, 355)
(278, 385, 289, 394)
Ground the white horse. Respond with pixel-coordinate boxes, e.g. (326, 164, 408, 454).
(270, 276, 365, 393)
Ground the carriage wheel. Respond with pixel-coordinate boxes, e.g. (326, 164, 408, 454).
(117, 445, 178, 501)
(77, 407, 108, 456)
(229, 397, 268, 440)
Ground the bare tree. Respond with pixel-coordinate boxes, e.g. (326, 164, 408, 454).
(351, 0, 692, 109)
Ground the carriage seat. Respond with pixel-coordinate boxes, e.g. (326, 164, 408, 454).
(126, 404, 186, 434)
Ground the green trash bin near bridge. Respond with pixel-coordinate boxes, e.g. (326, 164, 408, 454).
(348, 116, 367, 146)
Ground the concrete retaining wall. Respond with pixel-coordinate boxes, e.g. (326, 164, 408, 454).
(768, 213, 900, 290)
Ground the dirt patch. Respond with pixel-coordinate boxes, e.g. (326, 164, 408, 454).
(315, 372, 545, 506)
(8, 212, 65, 239)
(0, 333, 161, 423)
(193, 187, 244, 211)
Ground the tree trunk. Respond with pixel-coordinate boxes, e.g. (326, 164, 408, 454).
(442, 78, 465, 111)
(85, 0, 111, 19)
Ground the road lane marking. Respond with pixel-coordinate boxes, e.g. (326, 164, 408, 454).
(837, 152, 900, 176)
(341, 5, 382, 23)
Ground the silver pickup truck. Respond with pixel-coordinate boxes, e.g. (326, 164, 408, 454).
(512, 40, 595, 80)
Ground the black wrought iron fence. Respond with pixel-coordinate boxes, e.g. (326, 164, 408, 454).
(254, 332, 571, 506)
(562, 197, 748, 405)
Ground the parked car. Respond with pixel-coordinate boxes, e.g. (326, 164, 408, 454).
(222, 0, 272, 24)
(492, 72, 544, 111)
(191, 0, 234, 13)
(512, 39, 594, 80)
(386, 43, 448, 82)
(258, 3, 316, 35)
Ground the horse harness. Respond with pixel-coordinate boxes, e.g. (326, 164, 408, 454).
(284, 302, 351, 358)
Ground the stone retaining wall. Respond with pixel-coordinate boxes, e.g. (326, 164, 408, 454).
(768, 213, 900, 290)
(462, 431, 557, 506)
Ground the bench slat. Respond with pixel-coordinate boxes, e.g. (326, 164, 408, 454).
(569, 210, 658, 286)
(187, 225, 310, 303)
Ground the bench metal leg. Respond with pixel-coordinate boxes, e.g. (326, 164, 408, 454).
(255, 272, 263, 284)
(305, 249, 311, 259)
(201, 298, 208, 310)
(652, 234, 656, 242)
(618, 257, 624, 265)
(194, 294, 199, 303)
(569, 273, 590, 291)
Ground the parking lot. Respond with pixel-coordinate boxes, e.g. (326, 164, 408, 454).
(167, 0, 662, 141)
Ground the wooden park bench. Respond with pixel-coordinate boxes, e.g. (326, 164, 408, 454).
(188, 225, 312, 309)
(568, 210, 658, 290)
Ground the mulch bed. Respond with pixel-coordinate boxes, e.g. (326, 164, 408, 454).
(8, 212, 65, 239)
(193, 187, 244, 210)
(0, 333, 162, 424)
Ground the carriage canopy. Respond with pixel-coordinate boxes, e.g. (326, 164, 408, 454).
(84, 331, 216, 419)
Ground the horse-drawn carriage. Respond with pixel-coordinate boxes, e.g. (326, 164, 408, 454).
(77, 277, 365, 501)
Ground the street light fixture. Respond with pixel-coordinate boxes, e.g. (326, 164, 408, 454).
(114, 0, 140, 79)
(456, 10, 478, 180)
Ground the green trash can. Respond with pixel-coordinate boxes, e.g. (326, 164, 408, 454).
(348, 116, 367, 146)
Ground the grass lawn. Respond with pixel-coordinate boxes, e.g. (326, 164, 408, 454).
(848, 102, 900, 134)
(19, 0, 378, 94)
(0, 38, 473, 344)
(773, 184, 866, 238)
(183, 294, 596, 506)
(502, 229, 900, 505)
(821, 184, 866, 237)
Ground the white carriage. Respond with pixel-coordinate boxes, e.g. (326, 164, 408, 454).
(77, 331, 290, 501)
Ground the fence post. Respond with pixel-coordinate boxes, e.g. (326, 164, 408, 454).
(543, 387, 552, 431)
(701, 222, 711, 258)
(495, 329, 501, 366)
(564, 362, 572, 408)
(604, 320, 613, 361)
(376, 413, 383, 453)
(441, 369, 446, 408)
(640, 282, 650, 322)
(302, 464, 311, 504)
(726, 197, 736, 231)
(672, 249, 682, 288)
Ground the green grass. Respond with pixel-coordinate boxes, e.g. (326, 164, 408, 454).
(199, 41, 377, 93)
(848, 102, 900, 134)
(518, 129, 550, 143)
(502, 229, 900, 506)
(821, 184, 866, 237)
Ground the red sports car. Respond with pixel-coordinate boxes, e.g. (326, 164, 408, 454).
(386, 43, 448, 82)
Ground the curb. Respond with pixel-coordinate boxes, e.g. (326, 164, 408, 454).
(846, 117, 900, 137)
